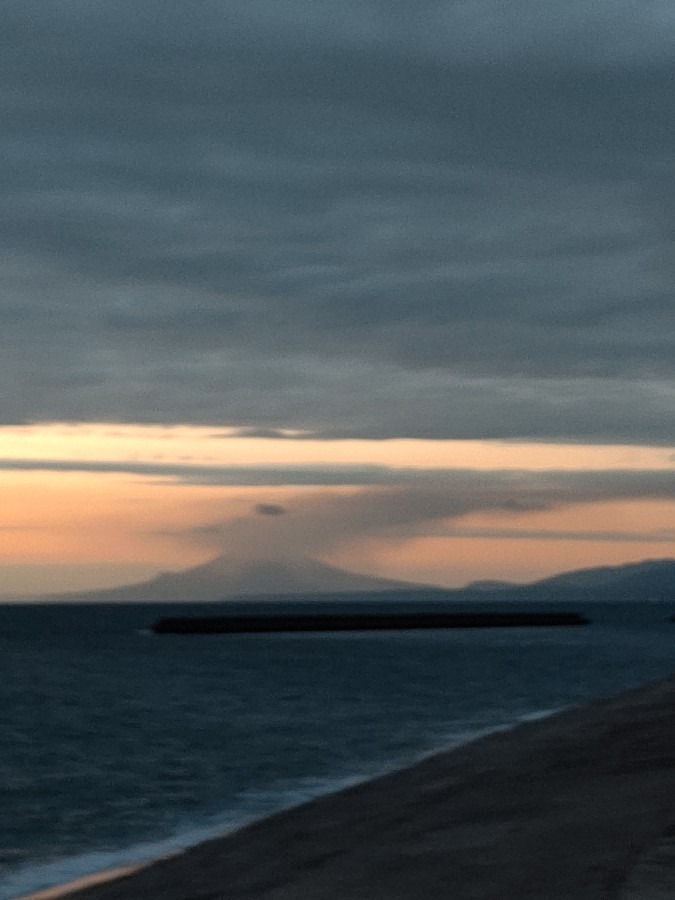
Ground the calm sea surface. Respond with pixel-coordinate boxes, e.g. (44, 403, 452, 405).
(1, 597, 674, 898)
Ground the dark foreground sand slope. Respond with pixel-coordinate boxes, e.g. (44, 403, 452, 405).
(62, 677, 675, 900)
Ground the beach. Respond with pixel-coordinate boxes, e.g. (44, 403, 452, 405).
(26, 673, 675, 900)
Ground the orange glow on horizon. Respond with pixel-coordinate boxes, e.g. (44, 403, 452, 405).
(0, 424, 673, 596)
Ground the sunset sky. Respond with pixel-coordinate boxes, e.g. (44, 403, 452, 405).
(1, 1, 674, 597)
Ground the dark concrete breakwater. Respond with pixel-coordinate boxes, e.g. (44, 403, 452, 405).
(152, 610, 589, 634)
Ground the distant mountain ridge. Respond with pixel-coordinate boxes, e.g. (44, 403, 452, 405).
(7, 556, 675, 604)
(463, 559, 675, 604)
(464, 580, 514, 592)
(536, 559, 675, 589)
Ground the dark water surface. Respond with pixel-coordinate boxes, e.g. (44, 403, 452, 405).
(1, 598, 674, 898)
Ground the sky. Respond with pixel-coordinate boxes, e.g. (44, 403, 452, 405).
(1, 0, 674, 596)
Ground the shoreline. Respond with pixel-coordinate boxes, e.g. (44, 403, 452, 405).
(20, 674, 675, 899)
(15, 716, 536, 900)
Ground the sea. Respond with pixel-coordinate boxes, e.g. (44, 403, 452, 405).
(1, 595, 675, 899)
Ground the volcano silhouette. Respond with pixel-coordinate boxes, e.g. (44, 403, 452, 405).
(42, 555, 427, 602)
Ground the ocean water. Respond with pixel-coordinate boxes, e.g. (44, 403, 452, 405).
(1, 596, 675, 899)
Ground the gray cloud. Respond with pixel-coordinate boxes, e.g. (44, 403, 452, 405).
(0, 458, 412, 485)
(2, 458, 674, 503)
(255, 504, 287, 516)
(1, 1, 674, 441)
(175, 466, 675, 559)
(417, 527, 675, 543)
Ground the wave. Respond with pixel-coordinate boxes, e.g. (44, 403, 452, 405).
(4, 708, 562, 900)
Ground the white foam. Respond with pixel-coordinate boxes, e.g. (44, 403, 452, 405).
(2, 773, 365, 900)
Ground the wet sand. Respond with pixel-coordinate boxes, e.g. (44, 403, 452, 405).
(20, 867, 143, 900)
(25, 675, 675, 900)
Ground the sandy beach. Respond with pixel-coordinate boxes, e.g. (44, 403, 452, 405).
(24, 675, 675, 900)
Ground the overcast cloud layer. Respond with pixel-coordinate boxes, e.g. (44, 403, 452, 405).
(2, 1, 674, 441)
